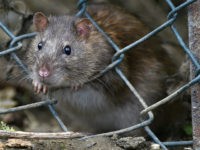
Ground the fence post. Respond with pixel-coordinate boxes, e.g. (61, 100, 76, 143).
(188, 1, 200, 149)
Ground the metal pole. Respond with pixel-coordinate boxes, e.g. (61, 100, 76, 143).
(188, 1, 200, 149)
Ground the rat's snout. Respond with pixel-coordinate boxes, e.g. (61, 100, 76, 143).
(38, 65, 50, 78)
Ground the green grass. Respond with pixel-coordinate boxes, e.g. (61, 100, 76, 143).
(0, 121, 15, 132)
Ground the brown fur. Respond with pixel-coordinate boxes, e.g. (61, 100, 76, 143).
(26, 4, 181, 135)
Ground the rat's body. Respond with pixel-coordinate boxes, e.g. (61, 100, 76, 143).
(27, 4, 177, 134)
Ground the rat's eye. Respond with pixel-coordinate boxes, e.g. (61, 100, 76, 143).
(38, 42, 43, 50)
(63, 45, 71, 55)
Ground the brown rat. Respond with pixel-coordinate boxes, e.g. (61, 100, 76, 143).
(26, 4, 180, 134)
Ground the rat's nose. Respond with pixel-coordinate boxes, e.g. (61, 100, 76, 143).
(38, 66, 50, 77)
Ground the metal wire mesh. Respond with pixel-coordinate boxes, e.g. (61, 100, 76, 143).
(0, 0, 198, 149)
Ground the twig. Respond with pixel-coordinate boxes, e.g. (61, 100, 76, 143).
(0, 130, 83, 139)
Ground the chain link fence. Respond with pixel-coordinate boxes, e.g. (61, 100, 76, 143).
(0, 0, 199, 149)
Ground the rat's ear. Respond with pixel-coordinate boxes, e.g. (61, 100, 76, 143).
(75, 18, 94, 38)
(33, 12, 49, 32)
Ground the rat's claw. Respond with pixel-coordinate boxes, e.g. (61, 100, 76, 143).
(37, 83, 42, 94)
(71, 83, 83, 91)
(33, 81, 38, 92)
(32, 80, 48, 94)
(43, 85, 48, 94)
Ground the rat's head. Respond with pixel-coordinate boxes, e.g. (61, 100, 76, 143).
(27, 12, 112, 88)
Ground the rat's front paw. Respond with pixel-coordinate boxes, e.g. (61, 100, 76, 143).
(32, 80, 48, 94)
(70, 83, 83, 91)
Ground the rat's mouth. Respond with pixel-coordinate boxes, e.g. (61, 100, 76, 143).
(38, 77, 68, 88)
(38, 77, 51, 85)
